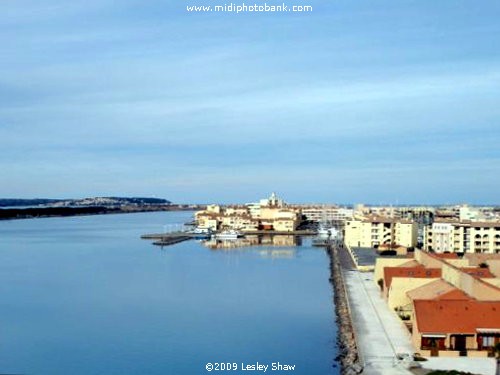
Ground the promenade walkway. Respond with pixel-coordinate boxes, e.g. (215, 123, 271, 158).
(343, 269, 414, 375)
(342, 267, 497, 375)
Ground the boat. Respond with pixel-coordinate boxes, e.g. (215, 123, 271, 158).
(214, 230, 243, 240)
(317, 226, 339, 238)
(188, 227, 213, 239)
(317, 227, 331, 237)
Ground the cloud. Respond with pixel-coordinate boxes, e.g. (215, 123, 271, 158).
(1, 1, 500, 202)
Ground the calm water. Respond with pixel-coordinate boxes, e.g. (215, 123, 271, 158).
(0, 212, 338, 375)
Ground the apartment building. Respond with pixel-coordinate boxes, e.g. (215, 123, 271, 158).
(301, 206, 353, 223)
(424, 220, 500, 254)
(344, 216, 418, 248)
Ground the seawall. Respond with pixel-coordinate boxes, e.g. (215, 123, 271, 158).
(328, 244, 363, 375)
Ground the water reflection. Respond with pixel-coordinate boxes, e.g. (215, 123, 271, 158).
(258, 249, 296, 259)
(0, 213, 337, 375)
(201, 234, 301, 250)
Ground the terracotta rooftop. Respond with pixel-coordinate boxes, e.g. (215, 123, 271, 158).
(414, 300, 500, 334)
(460, 267, 495, 278)
(432, 253, 459, 259)
(384, 266, 441, 289)
(406, 279, 471, 301)
(437, 289, 474, 300)
(464, 253, 500, 266)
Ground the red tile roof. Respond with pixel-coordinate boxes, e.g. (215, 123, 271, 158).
(384, 267, 442, 288)
(414, 300, 500, 334)
(460, 267, 495, 278)
(435, 289, 471, 300)
(407, 280, 471, 301)
(432, 253, 459, 259)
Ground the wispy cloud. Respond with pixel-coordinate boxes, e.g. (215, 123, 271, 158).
(1, 0, 500, 202)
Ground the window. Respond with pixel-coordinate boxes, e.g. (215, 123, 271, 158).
(482, 336, 495, 347)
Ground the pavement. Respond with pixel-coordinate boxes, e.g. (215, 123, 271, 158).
(342, 265, 498, 375)
(420, 357, 497, 375)
(343, 269, 414, 375)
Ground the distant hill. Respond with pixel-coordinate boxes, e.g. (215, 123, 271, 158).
(0, 199, 59, 207)
(0, 197, 171, 208)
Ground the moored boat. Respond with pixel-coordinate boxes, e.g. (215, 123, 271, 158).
(188, 227, 213, 239)
(214, 230, 243, 240)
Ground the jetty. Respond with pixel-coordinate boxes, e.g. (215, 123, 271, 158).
(151, 235, 192, 246)
(141, 232, 198, 247)
(141, 232, 199, 240)
(141, 230, 317, 248)
(141, 230, 314, 240)
(327, 241, 363, 375)
(241, 230, 316, 236)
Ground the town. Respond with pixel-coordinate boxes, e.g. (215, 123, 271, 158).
(190, 193, 500, 374)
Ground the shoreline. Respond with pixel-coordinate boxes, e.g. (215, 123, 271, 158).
(0, 205, 201, 221)
(328, 243, 363, 375)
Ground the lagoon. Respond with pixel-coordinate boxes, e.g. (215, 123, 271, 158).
(0, 211, 338, 374)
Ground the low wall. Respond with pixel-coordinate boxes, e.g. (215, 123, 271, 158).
(468, 351, 489, 358)
(419, 350, 488, 358)
(344, 243, 359, 268)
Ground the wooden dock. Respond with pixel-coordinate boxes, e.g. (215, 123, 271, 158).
(152, 236, 191, 246)
(141, 232, 199, 240)
(141, 232, 198, 247)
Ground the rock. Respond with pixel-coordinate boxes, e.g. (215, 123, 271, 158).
(328, 245, 362, 375)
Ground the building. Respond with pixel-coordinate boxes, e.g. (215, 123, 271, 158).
(412, 300, 500, 357)
(375, 249, 500, 357)
(424, 219, 500, 254)
(344, 216, 418, 248)
(383, 266, 441, 308)
(195, 193, 301, 233)
(459, 205, 485, 221)
(259, 192, 283, 208)
(301, 206, 353, 223)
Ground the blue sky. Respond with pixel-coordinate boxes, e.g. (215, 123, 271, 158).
(1, 0, 500, 204)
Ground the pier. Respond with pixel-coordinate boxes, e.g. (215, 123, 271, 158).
(327, 242, 363, 375)
(141, 230, 315, 240)
(152, 236, 192, 246)
(141, 230, 317, 247)
(141, 232, 198, 247)
(241, 230, 316, 235)
(141, 232, 199, 240)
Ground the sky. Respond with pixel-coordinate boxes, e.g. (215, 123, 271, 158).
(1, 0, 500, 204)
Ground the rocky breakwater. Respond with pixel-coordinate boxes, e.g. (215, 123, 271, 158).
(328, 244, 363, 375)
